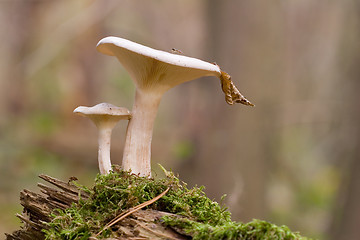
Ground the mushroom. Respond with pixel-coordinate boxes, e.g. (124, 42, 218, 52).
(96, 36, 253, 177)
(73, 103, 131, 175)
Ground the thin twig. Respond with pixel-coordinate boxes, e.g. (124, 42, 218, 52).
(95, 187, 170, 237)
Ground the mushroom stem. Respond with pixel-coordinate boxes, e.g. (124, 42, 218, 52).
(96, 37, 254, 177)
(73, 103, 131, 175)
(98, 127, 113, 174)
(122, 89, 162, 176)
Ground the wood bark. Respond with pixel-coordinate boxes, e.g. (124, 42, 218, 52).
(5, 175, 189, 240)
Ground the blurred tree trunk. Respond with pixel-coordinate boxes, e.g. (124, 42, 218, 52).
(205, 0, 269, 221)
(0, 1, 39, 117)
(177, 0, 275, 222)
(329, 2, 360, 239)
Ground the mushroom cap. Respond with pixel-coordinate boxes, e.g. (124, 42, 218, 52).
(74, 103, 131, 128)
(96, 36, 221, 93)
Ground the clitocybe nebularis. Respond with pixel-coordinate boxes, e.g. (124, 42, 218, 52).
(96, 36, 253, 177)
(74, 103, 131, 174)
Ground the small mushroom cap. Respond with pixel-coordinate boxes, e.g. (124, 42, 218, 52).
(96, 36, 221, 92)
(74, 103, 131, 127)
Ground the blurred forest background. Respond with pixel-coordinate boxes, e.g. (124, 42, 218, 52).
(0, 0, 359, 239)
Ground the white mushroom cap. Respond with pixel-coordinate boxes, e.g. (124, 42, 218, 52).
(74, 103, 131, 127)
(94, 37, 253, 177)
(74, 103, 131, 175)
(96, 36, 221, 92)
(96, 36, 253, 106)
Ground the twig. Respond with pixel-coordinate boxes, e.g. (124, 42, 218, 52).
(95, 187, 170, 237)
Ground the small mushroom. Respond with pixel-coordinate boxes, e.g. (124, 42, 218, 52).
(96, 36, 253, 177)
(73, 103, 131, 175)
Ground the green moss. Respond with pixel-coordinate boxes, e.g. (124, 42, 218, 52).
(43, 166, 311, 239)
(162, 217, 308, 240)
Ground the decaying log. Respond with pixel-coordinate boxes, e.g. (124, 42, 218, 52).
(5, 175, 90, 240)
(5, 175, 190, 240)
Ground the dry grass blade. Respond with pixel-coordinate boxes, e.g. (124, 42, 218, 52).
(95, 187, 170, 237)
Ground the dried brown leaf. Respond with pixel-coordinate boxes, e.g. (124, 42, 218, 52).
(220, 70, 254, 106)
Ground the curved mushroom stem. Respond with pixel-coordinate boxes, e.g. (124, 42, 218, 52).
(98, 127, 113, 174)
(122, 89, 162, 177)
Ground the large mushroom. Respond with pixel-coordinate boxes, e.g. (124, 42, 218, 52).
(96, 36, 253, 177)
(74, 103, 131, 174)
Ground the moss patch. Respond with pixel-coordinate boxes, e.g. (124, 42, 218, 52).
(43, 166, 311, 239)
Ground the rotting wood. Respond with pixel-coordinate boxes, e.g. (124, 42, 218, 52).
(5, 175, 88, 240)
(5, 175, 190, 240)
(96, 187, 170, 237)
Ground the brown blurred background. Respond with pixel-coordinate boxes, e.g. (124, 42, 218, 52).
(1, 0, 359, 239)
